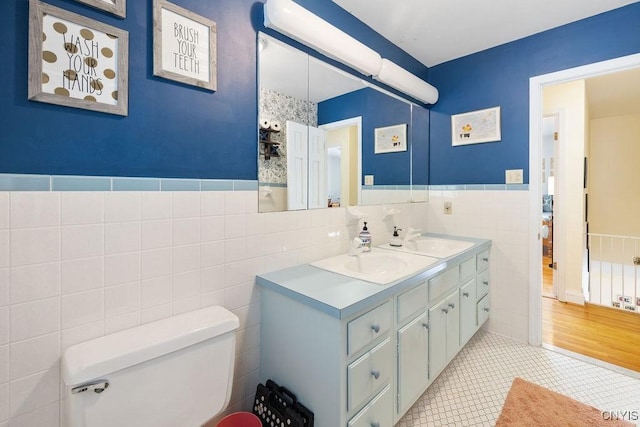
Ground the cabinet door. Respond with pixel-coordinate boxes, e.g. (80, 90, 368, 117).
(445, 291, 460, 360)
(459, 279, 477, 345)
(397, 312, 429, 414)
(428, 298, 448, 378)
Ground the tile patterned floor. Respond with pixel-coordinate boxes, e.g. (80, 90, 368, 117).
(397, 330, 640, 426)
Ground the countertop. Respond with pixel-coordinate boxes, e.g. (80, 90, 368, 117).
(256, 233, 491, 319)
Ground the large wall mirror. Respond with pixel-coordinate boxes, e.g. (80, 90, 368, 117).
(258, 33, 429, 213)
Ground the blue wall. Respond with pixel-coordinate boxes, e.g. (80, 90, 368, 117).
(318, 88, 413, 186)
(1, 0, 258, 179)
(428, 3, 640, 185)
(1, 0, 428, 180)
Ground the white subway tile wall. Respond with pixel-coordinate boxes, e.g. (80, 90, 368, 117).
(0, 190, 432, 426)
(0, 188, 533, 425)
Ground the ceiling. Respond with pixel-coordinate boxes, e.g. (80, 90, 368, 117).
(332, 0, 639, 67)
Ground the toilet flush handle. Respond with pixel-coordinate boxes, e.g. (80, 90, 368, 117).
(71, 379, 110, 394)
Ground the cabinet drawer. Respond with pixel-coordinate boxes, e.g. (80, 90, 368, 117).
(348, 302, 391, 356)
(348, 385, 393, 427)
(477, 294, 490, 326)
(397, 283, 428, 323)
(459, 257, 476, 283)
(428, 267, 459, 303)
(476, 249, 490, 271)
(476, 269, 490, 300)
(347, 338, 392, 411)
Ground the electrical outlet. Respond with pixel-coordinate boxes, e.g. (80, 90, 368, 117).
(444, 201, 453, 214)
(505, 169, 524, 184)
(364, 175, 374, 186)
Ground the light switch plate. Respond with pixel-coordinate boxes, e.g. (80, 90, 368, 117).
(364, 175, 374, 185)
(505, 169, 523, 184)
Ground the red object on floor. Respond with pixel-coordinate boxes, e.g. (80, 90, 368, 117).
(215, 412, 262, 427)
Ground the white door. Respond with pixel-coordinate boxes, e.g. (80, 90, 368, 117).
(308, 126, 327, 209)
(286, 121, 308, 210)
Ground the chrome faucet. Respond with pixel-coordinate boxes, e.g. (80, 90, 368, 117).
(349, 237, 367, 256)
(403, 227, 422, 243)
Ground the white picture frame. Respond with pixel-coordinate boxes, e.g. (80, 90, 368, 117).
(374, 123, 407, 154)
(452, 106, 501, 146)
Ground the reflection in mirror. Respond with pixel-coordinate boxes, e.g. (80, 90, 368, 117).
(258, 32, 426, 213)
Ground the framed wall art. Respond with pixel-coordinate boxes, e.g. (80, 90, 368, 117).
(451, 106, 501, 146)
(374, 123, 407, 154)
(74, 0, 126, 19)
(28, 0, 129, 116)
(153, 0, 217, 91)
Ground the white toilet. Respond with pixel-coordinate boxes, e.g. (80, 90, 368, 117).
(61, 306, 240, 427)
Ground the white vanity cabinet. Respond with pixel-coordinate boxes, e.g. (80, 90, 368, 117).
(260, 289, 394, 427)
(257, 237, 491, 427)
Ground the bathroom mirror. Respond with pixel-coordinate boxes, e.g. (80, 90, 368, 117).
(258, 33, 426, 212)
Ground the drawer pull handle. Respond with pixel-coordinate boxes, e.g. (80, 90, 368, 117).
(371, 370, 380, 380)
(462, 292, 469, 297)
(371, 324, 380, 333)
(484, 307, 490, 312)
(371, 423, 380, 427)
(442, 308, 449, 314)
(482, 257, 489, 262)
(448, 303, 455, 309)
(422, 322, 429, 330)
(483, 280, 489, 286)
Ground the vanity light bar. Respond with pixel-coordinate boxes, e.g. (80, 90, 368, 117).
(263, 0, 382, 76)
(376, 59, 439, 105)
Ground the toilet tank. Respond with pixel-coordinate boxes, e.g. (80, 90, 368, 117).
(62, 306, 240, 427)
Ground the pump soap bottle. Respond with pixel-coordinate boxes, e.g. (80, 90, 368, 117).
(389, 227, 403, 247)
(359, 221, 372, 252)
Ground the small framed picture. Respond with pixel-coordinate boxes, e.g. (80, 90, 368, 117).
(74, 0, 126, 19)
(153, 0, 217, 91)
(374, 123, 407, 154)
(452, 106, 501, 146)
(28, 0, 129, 116)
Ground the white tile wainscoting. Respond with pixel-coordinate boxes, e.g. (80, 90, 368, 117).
(0, 190, 428, 426)
(0, 187, 530, 426)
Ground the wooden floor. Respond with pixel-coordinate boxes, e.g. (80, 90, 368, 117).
(542, 255, 554, 295)
(541, 255, 640, 373)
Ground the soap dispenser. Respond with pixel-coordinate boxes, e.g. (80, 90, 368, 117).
(359, 221, 372, 251)
(389, 227, 403, 247)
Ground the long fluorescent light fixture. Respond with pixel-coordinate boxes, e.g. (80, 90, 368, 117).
(264, 0, 382, 76)
(377, 59, 439, 105)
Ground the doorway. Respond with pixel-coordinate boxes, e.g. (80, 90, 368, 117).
(541, 114, 557, 299)
(319, 116, 362, 207)
(528, 53, 640, 348)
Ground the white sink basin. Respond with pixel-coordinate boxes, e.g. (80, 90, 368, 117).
(380, 237, 475, 258)
(311, 248, 439, 285)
